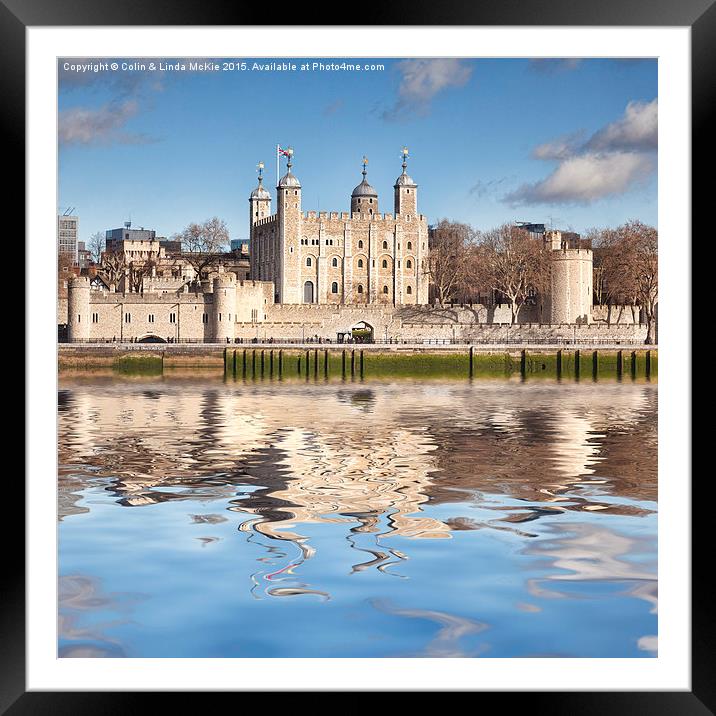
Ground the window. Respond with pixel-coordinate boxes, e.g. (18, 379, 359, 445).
(148, 314, 154, 323)
(92, 313, 99, 323)
(332, 257, 338, 267)
(406, 285, 412, 295)
(169, 313, 176, 324)
(407, 241, 412, 250)
(331, 282, 338, 294)
(202, 313, 208, 324)
(357, 284, 364, 294)
(382, 285, 389, 294)
(358, 240, 363, 249)
(406, 259, 412, 269)
(306, 257, 312, 267)
(382, 240, 388, 249)
(124, 313, 131, 323)
(382, 259, 388, 268)
(358, 259, 364, 268)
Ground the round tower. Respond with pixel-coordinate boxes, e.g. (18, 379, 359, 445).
(67, 276, 90, 342)
(549, 247, 593, 324)
(394, 146, 418, 216)
(351, 156, 379, 217)
(212, 273, 237, 343)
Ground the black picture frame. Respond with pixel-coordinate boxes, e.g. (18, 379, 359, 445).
(8, 0, 701, 709)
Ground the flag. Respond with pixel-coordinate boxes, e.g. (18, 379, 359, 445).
(278, 146, 292, 157)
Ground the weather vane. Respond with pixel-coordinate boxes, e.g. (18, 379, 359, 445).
(362, 155, 368, 175)
(257, 161, 264, 180)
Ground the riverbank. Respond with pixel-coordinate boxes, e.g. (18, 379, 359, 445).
(58, 344, 657, 380)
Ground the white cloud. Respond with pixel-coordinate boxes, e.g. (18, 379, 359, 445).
(532, 131, 586, 161)
(505, 151, 655, 205)
(505, 98, 657, 206)
(59, 100, 154, 146)
(586, 98, 658, 152)
(383, 59, 472, 119)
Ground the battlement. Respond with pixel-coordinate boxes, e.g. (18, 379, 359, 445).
(254, 214, 278, 228)
(552, 247, 593, 258)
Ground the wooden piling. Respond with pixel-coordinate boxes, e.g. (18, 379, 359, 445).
(645, 350, 651, 378)
(351, 350, 356, 379)
(556, 349, 562, 378)
(359, 350, 364, 378)
(616, 350, 623, 378)
(242, 349, 247, 378)
(251, 349, 256, 379)
(314, 348, 319, 379)
(342, 349, 347, 379)
(631, 351, 637, 379)
(278, 349, 283, 379)
(520, 349, 527, 378)
(592, 350, 599, 380)
(324, 349, 329, 378)
(469, 346, 474, 378)
(575, 349, 581, 380)
(269, 349, 274, 378)
(260, 350, 265, 378)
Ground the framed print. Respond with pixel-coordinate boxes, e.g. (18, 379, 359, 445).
(10, 0, 703, 709)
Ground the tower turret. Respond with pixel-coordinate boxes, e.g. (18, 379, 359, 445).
(67, 275, 90, 342)
(547, 245, 593, 324)
(212, 273, 237, 342)
(249, 162, 272, 283)
(394, 146, 418, 216)
(351, 156, 379, 217)
(277, 147, 302, 303)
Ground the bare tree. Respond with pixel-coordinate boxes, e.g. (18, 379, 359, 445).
(426, 219, 477, 305)
(475, 224, 551, 324)
(172, 217, 230, 283)
(128, 260, 156, 293)
(99, 251, 128, 288)
(614, 220, 658, 344)
(87, 231, 105, 264)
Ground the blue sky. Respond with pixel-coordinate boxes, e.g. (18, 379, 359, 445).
(58, 57, 657, 246)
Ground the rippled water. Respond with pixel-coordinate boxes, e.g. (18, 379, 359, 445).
(58, 377, 657, 658)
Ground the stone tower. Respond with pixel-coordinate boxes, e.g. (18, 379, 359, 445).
(394, 147, 418, 217)
(67, 275, 90, 342)
(351, 157, 379, 217)
(212, 273, 236, 342)
(277, 148, 302, 304)
(546, 231, 593, 324)
(249, 163, 271, 232)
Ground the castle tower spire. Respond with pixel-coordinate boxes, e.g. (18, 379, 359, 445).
(394, 146, 417, 216)
(351, 155, 378, 216)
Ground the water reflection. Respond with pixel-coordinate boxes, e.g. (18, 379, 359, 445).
(58, 379, 657, 657)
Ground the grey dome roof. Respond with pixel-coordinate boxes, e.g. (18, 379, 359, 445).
(250, 184, 271, 200)
(394, 172, 416, 187)
(351, 177, 378, 198)
(278, 170, 301, 188)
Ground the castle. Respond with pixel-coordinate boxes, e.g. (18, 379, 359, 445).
(63, 149, 622, 345)
(250, 149, 429, 306)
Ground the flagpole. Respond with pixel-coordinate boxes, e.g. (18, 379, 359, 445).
(276, 143, 279, 191)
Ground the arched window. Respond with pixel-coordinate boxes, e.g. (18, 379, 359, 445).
(406, 285, 412, 295)
(358, 240, 363, 249)
(332, 257, 338, 267)
(358, 259, 364, 268)
(331, 281, 338, 294)
(382, 240, 388, 249)
(382, 285, 389, 294)
(382, 259, 388, 268)
(357, 284, 364, 294)
(407, 241, 412, 250)
(306, 257, 312, 267)
(406, 259, 412, 269)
